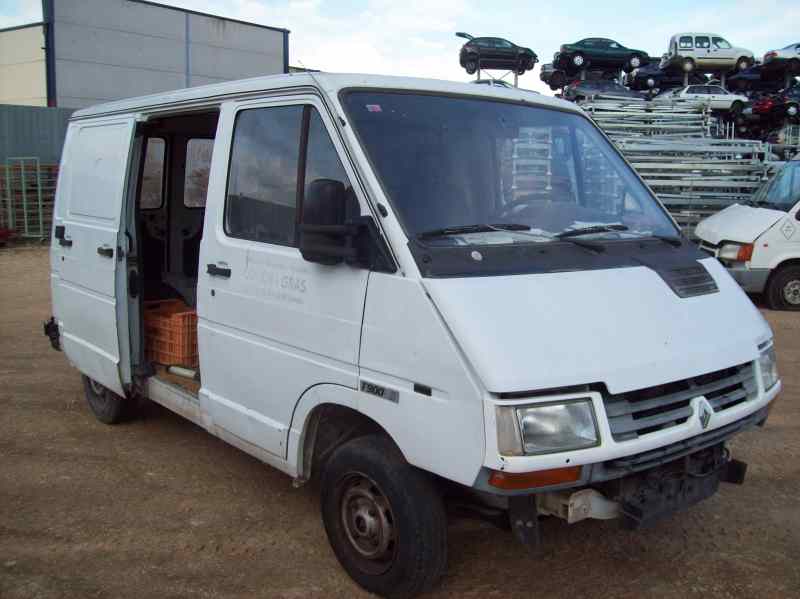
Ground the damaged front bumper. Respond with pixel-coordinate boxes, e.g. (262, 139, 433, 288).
(501, 404, 770, 551)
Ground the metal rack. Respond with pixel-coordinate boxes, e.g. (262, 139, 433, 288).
(1, 158, 58, 240)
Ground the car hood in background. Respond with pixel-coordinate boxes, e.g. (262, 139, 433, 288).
(424, 258, 771, 395)
(695, 203, 785, 245)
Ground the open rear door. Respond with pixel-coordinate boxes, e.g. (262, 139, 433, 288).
(51, 115, 137, 396)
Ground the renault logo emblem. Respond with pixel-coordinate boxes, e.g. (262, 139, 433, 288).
(699, 402, 712, 430)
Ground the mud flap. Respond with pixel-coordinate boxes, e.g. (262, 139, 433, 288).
(508, 495, 541, 554)
(43, 316, 61, 351)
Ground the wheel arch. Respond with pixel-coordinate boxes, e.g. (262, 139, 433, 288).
(288, 384, 401, 485)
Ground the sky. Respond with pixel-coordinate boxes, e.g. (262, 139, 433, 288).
(2, 0, 799, 94)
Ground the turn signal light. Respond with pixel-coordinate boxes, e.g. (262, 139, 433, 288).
(737, 243, 754, 262)
(488, 466, 582, 490)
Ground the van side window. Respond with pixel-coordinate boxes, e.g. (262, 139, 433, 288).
(304, 109, 352, 206)
(712, 37, 731, 49)
(140, 137, 165, 209)
(695, 36, 710, 49)
(679, 36, 693, 50)
(184, 138, 213, 208)
(225, 105, 303, 246)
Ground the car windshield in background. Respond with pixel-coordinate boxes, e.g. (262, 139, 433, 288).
(342, 91, 676, 245)
(751, 162, 800, 211)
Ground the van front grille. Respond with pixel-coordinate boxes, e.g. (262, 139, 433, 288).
(604, 362, 757, 442)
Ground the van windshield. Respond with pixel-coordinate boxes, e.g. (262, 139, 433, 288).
(342, 91, 677, 246)
(750, 162, 800, 211)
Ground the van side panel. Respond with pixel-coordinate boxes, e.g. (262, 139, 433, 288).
(357, 273, 486, 486)
(51, 116, 136, 396)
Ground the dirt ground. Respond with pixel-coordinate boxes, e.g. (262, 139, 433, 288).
(1, 246, 799, 599)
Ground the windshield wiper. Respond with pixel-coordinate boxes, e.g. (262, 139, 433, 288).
(417, 223, 531, 239)
(555, 224, 629, 239)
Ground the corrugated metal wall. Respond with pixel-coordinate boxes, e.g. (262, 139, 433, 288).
(0, 104, 73, 163)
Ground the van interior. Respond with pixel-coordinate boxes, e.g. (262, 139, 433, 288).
(132, 109, 219, 395)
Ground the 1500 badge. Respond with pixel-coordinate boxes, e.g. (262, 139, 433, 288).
(360, 380, 399, 403)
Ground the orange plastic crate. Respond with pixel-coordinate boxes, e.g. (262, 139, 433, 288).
(144, 299, 198, 368)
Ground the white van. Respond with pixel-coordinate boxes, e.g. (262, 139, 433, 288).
(45, 73, 780, 598)
(696, 157, 800, 309)
(661, 33, 754, 73)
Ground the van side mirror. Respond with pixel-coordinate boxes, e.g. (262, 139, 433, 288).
(299, 179, 354, 265)
(298, 179, 395, 273)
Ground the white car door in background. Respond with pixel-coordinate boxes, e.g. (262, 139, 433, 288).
(711, 37, 735, 67)
(51, 116, 137, 396)
(706, 85, 731, 110)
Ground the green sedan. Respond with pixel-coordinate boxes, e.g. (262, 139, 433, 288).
(555, 38, 650, 73)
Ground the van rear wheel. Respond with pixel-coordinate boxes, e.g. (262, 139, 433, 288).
(766, 265, 800, 311)
(82, 375, 132, 424)
(320, 435, 447, 598)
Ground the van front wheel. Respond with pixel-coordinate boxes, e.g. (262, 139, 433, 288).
(320, 435, 447, 598)
(82, 375, 132, 424)
(766, 265, 800, 310)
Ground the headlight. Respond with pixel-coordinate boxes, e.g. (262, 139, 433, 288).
(496, 399, 599, 456)
(719, 242, 754, 262)
(759, 345, 779, 391)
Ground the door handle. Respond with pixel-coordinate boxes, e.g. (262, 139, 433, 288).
(207, 263, 231, 278)
(54, 225, 72, 247)
(97, 246, 114, 258)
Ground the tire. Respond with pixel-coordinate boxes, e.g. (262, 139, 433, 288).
(464, 59, 477, 75)
(571, 53, 585, 68)
(629, 54, 643, 69)
(550, 71, 566, 90)
(736, 57, 752, 72)
(766, 265, 800, 310)
(320, 435, 447, 598)
(682, 58, 695, 73)
(82, 375, 132, 424)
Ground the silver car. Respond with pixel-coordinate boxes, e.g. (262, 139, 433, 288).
(763, 43, 800, 73)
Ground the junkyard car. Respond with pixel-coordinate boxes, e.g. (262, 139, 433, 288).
(697, 157, 800, 309)
(661, 33, 754, 73)
(763, 43, 800, 74)
(556, 38, 649, 73)
(656, 84, 748, 113)
(459, 37, 537, 75)
(562, 78, 643, 102)
(624, 63, 706, 92)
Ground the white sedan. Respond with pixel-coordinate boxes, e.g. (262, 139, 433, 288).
(656, 84, 748, 112)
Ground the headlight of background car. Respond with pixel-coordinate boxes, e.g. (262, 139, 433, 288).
(718, 242, 754, 262)
(495, 399, 599, 456)
(759, 345, 779, 391)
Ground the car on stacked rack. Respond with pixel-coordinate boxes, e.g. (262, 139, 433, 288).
(655, 84, 749, 114)
(561, 78, 643, 102)
(624, 63, 706, 92)
(763, 43, 800, 74)
(661, 33, 754, 73)
(555, 38, 649, 73)
(458, 36, 538, 75)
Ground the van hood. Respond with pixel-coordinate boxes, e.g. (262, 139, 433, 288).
(423, 258, 771, 395)
(695, 203, 784, 245)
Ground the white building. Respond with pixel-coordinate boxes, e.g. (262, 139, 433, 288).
(0, 0, 289, 109)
